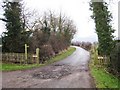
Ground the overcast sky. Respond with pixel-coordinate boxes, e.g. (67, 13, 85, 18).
(0, 0, 118, 42)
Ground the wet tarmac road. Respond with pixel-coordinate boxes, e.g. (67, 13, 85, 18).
(2, 46, 95, 88)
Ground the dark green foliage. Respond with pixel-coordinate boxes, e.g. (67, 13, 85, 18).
(2, 1, 29, 53)
(109, 42, 120, 76)
(90, 1, 115, 56)
(0, 37, 2, 45)
(90, 1, 118, 78)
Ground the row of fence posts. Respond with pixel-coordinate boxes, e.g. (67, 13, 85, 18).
(92, 45, 108, 66)
(93, 45, 98, 65)
(25, 44, 40, 64)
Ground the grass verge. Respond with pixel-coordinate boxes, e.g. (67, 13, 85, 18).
(90, 54, 119, 88)
(1, 47, 76, 71)
(90, 66, 119, 88)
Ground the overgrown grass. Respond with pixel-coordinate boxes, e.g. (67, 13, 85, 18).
(1, 47, 76, 71)
(90, 52, 119, 88)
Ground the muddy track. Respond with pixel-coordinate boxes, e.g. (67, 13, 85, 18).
(2, 46, 96, 88)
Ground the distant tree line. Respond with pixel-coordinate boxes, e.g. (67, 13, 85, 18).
(71, 41, 92, 51)
(1, 1, 76, 63)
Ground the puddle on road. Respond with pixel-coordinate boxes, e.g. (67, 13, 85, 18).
(32, 64, 89, 79)
(32, 65, 72, 79)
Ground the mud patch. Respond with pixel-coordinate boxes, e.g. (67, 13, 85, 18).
(32, 65, 72, 79)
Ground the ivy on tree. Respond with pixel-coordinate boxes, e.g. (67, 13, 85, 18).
(90, 1, 115, 56)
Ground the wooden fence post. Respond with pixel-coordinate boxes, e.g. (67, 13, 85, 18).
(93, 45, 98, 65)
(25, 44, 29, 64)
(36, 48, 40, 64)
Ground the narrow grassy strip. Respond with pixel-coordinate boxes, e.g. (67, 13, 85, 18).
(90, 66, 119, 88)
(90, 48, 119, 88)
(2, 47, 76, 71)
(2, 63, 43, 71)
(90, 56, 119, 89)
(45, 47, 76, 65)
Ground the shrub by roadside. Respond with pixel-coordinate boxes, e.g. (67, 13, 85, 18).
(108, 42, 120, 77)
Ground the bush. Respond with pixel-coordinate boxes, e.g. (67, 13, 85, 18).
(49, 34, 60, 54)
(109, 42, 120, 76)
(40, 44, 55, 63)
(29, 11, 76, 63)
